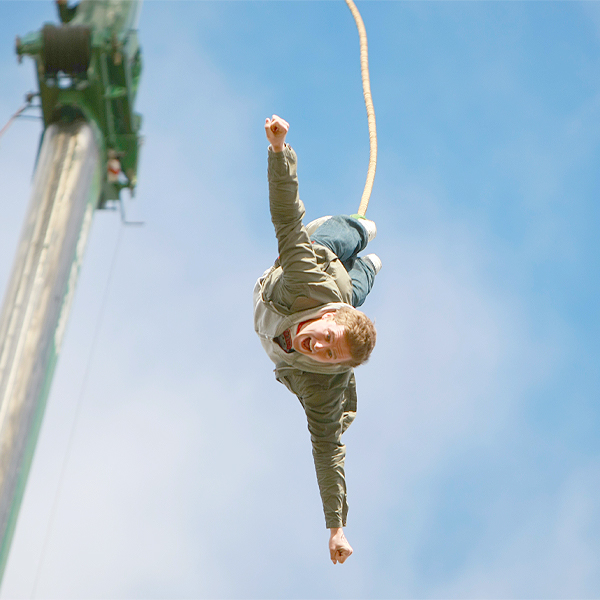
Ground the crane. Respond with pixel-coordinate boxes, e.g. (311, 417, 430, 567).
(0, 0, 143, 582)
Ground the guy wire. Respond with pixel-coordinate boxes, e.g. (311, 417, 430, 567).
(0, 95, 36, 142)
(31, 221, 125, 599)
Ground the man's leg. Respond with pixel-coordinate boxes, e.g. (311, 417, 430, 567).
(310, 215, 378, 308)
(343, 256, 377, 307)
(310, 215, 369, 262)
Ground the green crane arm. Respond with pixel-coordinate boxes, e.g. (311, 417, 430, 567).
(0, 1, 144, 586)
(16, 0, 144, 207)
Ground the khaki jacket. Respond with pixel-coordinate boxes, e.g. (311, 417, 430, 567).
(254, 145, 358, 528)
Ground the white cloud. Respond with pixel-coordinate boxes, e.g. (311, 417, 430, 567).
(431, 460, 600, 599)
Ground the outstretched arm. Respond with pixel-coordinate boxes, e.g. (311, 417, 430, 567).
(275, 367, 356, 562)
(265, 115, 335, 302)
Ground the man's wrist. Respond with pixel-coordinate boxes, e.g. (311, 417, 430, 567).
(329, 527, 343, 536)
(270, 143, 285, 153)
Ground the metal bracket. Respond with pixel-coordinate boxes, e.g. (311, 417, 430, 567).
(118, 199, 144, 226)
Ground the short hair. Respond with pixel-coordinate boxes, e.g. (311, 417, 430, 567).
(333, 306, 376, 367)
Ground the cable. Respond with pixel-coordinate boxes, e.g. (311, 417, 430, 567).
(0, 95, 36, 142)
(0, 105, 29, 142)
(31, 221, 125, 599)
(344, 0, 377, 217)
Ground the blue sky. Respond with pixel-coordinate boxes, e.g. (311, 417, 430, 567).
(1, 1, 600, 598)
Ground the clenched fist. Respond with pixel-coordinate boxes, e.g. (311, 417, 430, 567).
(329, 528, 353, 564)
(265, 115, 289, 152)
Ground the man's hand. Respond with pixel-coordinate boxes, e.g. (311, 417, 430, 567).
(265, 115, 289, 153)
(329, 528, 353, 564)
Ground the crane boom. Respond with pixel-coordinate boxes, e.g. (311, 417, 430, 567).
(0, 121, 101, 578)
(0, 0, 144, 582)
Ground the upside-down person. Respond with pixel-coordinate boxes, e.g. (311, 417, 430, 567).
(253, 115, 382, 564)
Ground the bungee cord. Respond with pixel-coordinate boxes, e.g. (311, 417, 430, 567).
(344, 0, 377, 217)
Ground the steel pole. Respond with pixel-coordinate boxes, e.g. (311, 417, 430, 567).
(0, 120, 101, 579)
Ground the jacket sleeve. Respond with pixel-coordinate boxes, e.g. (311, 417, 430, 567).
(276, 367, 356, 528)
(267, 146, 330, 290)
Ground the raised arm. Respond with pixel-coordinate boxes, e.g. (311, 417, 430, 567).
(265, 116, 333, 298)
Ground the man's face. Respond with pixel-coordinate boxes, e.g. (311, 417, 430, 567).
(293, 312, 352, 364)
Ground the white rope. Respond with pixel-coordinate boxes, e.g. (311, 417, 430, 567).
(344, 0, 377, 217)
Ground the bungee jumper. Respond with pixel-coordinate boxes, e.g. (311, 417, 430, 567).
(254, 115, 382, 564)
(253, 0, 380, 567)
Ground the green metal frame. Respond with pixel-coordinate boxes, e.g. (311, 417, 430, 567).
(16, 0, 143, 207)
(0, 0, 143, 584)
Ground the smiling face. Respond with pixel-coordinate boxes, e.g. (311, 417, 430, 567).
(292, 312, 352, 364)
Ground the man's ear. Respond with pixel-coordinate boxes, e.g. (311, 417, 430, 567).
(321, 312, 336, 321)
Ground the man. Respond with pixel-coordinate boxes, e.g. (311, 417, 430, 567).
(254, 115, 381, 564)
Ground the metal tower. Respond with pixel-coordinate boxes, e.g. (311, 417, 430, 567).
(0, 0, 143, 581)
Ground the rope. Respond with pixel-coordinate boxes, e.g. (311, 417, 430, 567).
(344, 0, 377, 217)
